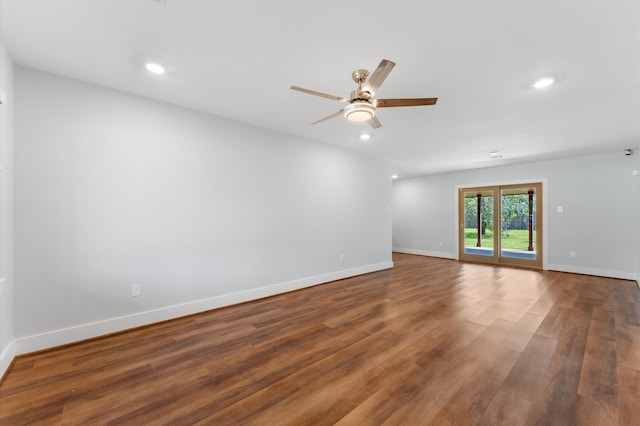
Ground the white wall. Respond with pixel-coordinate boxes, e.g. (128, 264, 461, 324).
(0, 44, 15, 377)
(13, 67, 392, 353)
(393, 152, 640, 280)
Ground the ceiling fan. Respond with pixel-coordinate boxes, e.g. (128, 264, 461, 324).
(291, 59, 437, 129)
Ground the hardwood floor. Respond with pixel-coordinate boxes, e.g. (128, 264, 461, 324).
(1, 253, 639, 425)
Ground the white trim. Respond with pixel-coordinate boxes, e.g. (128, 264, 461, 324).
(13, 261, 393, 356)
(392, 249, 635, 281)
(392, 247, 456, 260)
(0, 340, 15, 380)
(547, 263, 637, 281)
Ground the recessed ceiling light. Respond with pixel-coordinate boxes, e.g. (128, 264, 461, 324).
(489, 151, 503, 159)
(532, 76, 554, 89)
(360, 134, 371, 141)
(392, 174, 398, 179)
(145, 62, 166, 75)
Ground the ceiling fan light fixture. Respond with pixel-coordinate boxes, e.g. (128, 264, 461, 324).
(344, 101, 375, 122)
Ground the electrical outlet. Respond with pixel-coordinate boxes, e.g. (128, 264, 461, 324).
(557, 206, 563, 213)
(132, 284, 141, 297)
(339, 253, 344, 261)
(570, 251, 576, 258)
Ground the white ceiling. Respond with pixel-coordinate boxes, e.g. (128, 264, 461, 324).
(2, 0, 639, 177)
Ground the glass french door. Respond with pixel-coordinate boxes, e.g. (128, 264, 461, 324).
(458, 183, 542, 269)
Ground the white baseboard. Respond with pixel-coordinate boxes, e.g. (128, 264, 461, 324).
(547, 264, 637, 281)
(13, 261, 393, 356)
(392, 247, 456, 260)
(0, 340, 16, 380)
(392, 249, 636, 282)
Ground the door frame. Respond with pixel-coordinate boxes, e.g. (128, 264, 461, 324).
(455, 179, 548, 270)
(458, 185, 501, 264)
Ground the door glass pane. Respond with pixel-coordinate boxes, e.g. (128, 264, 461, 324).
(500, 187, 537, 260)
(463, 190, 494, 257)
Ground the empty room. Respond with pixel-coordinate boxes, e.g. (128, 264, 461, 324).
(1, 1, 639, 424)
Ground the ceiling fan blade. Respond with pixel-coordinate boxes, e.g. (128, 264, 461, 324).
(369, 115, 382, 129)
(291, 86, 348, 102)
(375, 98, 438, 108)
(363, 59, 396, 96)
(311, 109, 345, 125)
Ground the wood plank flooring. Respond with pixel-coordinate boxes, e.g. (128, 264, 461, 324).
(1, 253, 640, 425)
